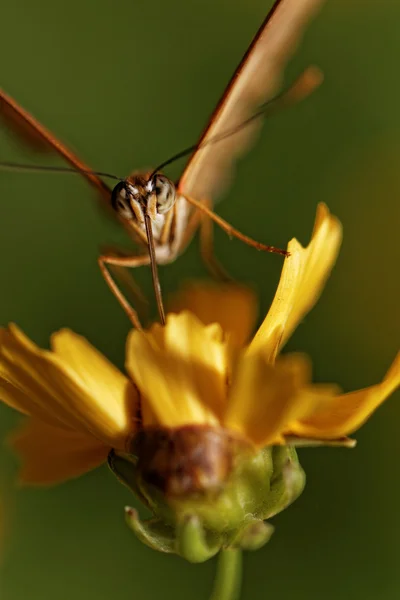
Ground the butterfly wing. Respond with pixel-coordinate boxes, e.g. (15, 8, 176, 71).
(178, 0, 324, 203)
(0, 89, 111, 200)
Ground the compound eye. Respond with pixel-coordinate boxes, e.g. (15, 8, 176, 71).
(111, 182, 134, 220)
(152, 174, 176, 214)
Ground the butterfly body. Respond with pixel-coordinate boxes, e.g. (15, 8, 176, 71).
(110, 172, 193, 264)
(0, 0, 325, 327)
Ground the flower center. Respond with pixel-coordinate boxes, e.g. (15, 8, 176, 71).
(130, 425, 250, 497)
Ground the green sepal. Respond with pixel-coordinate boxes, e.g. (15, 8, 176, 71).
(125, 507, 175, 554)
(229, 519, 274, 551)
(176, 515, 220, 563)
(262, 446, 306, 519)
(108, 450, 150, 509)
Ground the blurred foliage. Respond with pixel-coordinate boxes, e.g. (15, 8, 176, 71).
(0, 0, 399, 599)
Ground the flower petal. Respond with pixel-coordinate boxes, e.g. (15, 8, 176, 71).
(224, 352, 320, 447)
(51, 328, 137, 428)
(250, 203, 342, 359)
(0, 325, 138, 449)
(126, 312, 228, 427)
(10, 418, 109, 485)
(168, 282, 258, 347)
(284, 435, 356, 448)
(289, 353, 400, 439)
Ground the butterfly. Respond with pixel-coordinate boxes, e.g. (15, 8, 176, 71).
(0, 0, 324, 328)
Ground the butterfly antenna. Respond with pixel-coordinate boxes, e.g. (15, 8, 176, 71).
(0, 68, 322, 186)
(0, 161, 123, 182)
(151, 66, 323, 177)
(143, 212, 166, 325)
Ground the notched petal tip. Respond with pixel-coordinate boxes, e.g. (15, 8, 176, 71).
(250, 203, 342, 359)
(0, 324, 138, 452)
(10, 417, 109, 486)
(289, 352, 400, 440)
(168, 281, 258, 347)
(127, 312, 228, 427)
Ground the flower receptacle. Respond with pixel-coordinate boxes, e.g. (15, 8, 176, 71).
(109, 426, 305, 562)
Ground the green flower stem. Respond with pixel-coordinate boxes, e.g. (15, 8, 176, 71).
(209, 549, 242, 600)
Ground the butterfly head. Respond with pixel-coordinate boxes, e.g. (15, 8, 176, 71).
(111, 173, 176, 223)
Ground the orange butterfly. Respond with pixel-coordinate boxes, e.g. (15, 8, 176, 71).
(0, 0, 324, 328)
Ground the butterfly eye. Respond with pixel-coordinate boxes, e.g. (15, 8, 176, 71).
(152, 174, 176, 214)
(111, 182, 134, 220)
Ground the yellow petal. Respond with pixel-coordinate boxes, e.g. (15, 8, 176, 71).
(284, 435, 356, 448)
(0, 325, 138, 449)
(224, 352, 319, 447)
(10, 418, 109, 485)
(250, 203, 342, 359)
(289, 353, 400, 439)
(51, 328, 138, 431)
(126, 312, 228, 427)
(140, 398, 158, 428)
(168, 282, 258, 347)
(0, 368, 30, 415)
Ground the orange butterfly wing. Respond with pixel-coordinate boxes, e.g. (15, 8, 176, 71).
(0, 89, 111, 200)
(178, 0, 324, 203)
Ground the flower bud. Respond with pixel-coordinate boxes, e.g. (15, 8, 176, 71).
(109, 425, 305, 562)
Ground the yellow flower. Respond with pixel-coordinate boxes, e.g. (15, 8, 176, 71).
(0, 203, 399, 488)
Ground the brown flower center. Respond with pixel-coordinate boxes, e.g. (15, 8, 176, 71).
(130, 425, 250, 497)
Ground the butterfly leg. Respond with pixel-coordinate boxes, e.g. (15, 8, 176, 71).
(184, 194, 288, 257)
(175, 199, 232, 281)
(199, 199, 233, 281)
(100, 244, 149, 307)
(175, 205, 203, 252)
(98, 252, 151, 330)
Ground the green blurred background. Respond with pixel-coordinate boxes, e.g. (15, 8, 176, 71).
(0, 0, 399, 598)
